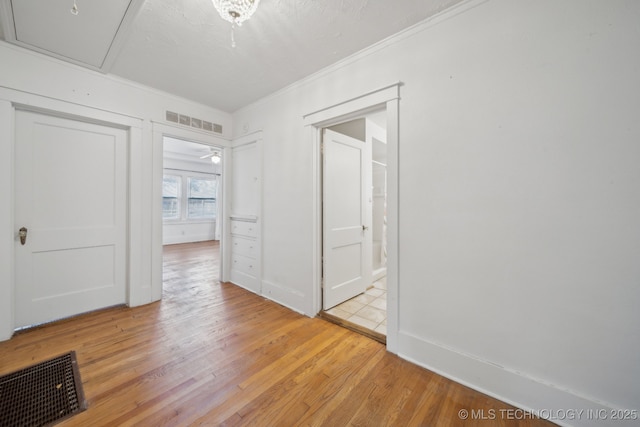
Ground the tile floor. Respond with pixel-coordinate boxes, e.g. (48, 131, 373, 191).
(325, 277, 387, 335)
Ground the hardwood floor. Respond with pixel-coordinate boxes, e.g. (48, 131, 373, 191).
(0, 241, 554, 426)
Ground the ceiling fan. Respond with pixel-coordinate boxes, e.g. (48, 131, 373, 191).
(200, 148, 222, 164)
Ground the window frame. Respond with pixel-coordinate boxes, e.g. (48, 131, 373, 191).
(162, 174, 182, 221)
(186, 176, 218, 220)
(162, 171, 218, 223)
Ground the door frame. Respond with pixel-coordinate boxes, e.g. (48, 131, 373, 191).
(0, 95, 143, 341)
(152, 122, 232, 295)
(303, 82, 400, 353)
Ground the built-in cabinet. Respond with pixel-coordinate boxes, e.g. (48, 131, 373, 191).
(227, 133, 262, 294)
(372, 151, 387, 280)
(229, 217, 260, 292)
(370, 123, 387, 281)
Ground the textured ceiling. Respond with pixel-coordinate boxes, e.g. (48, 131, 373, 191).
(2, 0, 465, 112)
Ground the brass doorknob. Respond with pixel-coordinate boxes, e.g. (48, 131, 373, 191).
(19, 227, 28, 245)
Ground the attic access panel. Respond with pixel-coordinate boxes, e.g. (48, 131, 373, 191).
(1, 0, 141, 70)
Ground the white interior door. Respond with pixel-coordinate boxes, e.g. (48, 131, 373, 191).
(14, 110, 127, 328)
(323, 129, 371, 310)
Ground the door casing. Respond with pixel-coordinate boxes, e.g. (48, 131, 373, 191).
(152, 122, 232, 292)
(1, 97, 148, 341)
(14, 110, 129, 328)
(303, 83, 400, 353)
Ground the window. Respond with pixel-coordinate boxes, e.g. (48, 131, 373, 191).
(163, 173, 218, 222)
(187, 177, 217, 219)
(162, 175, 181, 219)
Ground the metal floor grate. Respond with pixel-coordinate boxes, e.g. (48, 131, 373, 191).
(0, 351, 86, 427)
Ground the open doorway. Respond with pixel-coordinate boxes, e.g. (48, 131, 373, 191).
(318, 110, 388, 343)
(305, 82, 399, 352)
(162, 136, 224, 290)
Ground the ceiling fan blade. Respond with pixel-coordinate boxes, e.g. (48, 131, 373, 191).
(200, 153, 214, 159)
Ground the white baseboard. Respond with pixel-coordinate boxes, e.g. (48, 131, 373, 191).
(162, 234, 215, 245)
(372, 267, 387, 282)
(261, 280, 307, 316)
(398, 331, 634, 427)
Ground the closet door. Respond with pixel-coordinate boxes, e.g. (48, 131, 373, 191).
(14, 110, 127, 327)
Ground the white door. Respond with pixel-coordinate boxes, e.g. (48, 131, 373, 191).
(323, 129, 371, 310)
(14, 110, 127, 328)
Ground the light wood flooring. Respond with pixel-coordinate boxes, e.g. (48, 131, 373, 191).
(0, 241, 554, 426)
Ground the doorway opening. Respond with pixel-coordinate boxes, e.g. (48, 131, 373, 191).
(318, 110, 388, 343)
(162, 136, 224, 291)
(305, 82, 399, 352)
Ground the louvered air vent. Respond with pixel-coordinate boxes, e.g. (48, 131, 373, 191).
(165, 111, 223, 134)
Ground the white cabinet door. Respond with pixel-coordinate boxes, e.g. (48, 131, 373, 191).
(228, 136, 261, 294)
(14, 111, 127, 328)
(323, 129, 371, 310)
(231, 142, 259, 216)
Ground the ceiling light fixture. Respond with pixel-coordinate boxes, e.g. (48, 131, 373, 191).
(212, 0, 260, 26)
(201, 148, 222, 164)
(212, 0, 260, 48)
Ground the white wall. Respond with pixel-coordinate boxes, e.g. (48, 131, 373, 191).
(0, 41, 231, 340)
(0, 43, 232, 139)
(232, 0, 640, 423)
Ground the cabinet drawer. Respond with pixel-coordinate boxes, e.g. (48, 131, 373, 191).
(231, 236, 257, 257)
(230, 220, 257, 238)
(231, 253, 257, 276)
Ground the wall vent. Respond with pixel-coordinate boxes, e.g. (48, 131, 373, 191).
(166, 111, 223, 134)
(166, 111, 179, 123)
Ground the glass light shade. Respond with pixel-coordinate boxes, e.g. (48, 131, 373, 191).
(212, 0, 260, 26)
(211, 154, 221, 164)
